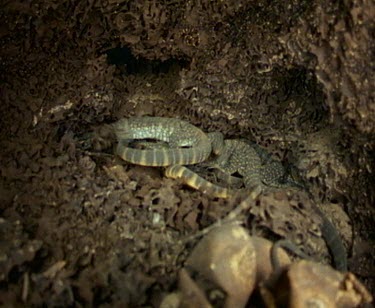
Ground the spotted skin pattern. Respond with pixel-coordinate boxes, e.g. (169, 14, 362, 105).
(111, 117, 347, 271)
(113, 117, 224, 166)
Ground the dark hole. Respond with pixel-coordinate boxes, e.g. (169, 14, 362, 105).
(104, 47, 190, 75)
(285, 222, 295, 232)
(231, 171, 243, 179)
(107, 214, 115, 223)
(297, 202, 305, 210)
(152, 197, 160, 205)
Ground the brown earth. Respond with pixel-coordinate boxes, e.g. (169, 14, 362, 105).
(0, 0, 374, 306)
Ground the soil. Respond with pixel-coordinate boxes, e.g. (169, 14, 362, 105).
(0, 0, 374, 306)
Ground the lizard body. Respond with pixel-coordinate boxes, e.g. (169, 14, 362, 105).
(166, 139, 348, 271)
(110, 117, 347, 271)
(166, 140, 299, 197)
(112, 117, 224, 166)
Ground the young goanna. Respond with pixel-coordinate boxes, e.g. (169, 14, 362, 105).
(111, 117, 347, 272)
(167, 139, 347, 271)
(112, 116, 224, 166)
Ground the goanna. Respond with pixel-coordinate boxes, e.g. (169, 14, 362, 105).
(111, 117, 347, 272)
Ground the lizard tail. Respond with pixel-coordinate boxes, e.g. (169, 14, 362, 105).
(165, 165, 231, 198)
(302, 188, 347, 271)
(319, 211, 348, 271)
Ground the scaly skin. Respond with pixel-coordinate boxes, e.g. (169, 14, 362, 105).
(166, 139, 348, 271)
(309, 197, 348, 271)
(111, 117, 347, 272)
(112, 117, 224, 166)
(165, 165, 231, 198)
(166, 140, 296, 197)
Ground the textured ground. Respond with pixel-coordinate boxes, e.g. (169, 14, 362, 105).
(0, 0, 374, 306)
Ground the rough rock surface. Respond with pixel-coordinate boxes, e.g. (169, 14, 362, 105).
(0, 0, 374, 305)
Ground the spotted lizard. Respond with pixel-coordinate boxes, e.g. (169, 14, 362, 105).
(167, 139, 347, 271)
(111, 117, 347, 271)
(112, 116, 224, 166)
(166, 139, 302, 198)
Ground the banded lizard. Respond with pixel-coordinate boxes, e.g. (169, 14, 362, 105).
(112, 117, 224, 166)
(111, 117, 347, 271)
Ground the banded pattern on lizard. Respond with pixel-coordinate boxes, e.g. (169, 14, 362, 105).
(112, 117, 223, 166)
(111, 116, 347, 272)
(167, 139, 302, 198)
(168, 139, 348, 271)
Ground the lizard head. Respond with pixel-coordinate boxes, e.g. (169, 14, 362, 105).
(261, 161, 306, 190)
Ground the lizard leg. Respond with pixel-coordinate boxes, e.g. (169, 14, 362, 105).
(207, 132, 225, 155)
(213, 169, 244, 189)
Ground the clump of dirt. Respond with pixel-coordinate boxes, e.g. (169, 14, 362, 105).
(0, 0, 374, 306)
